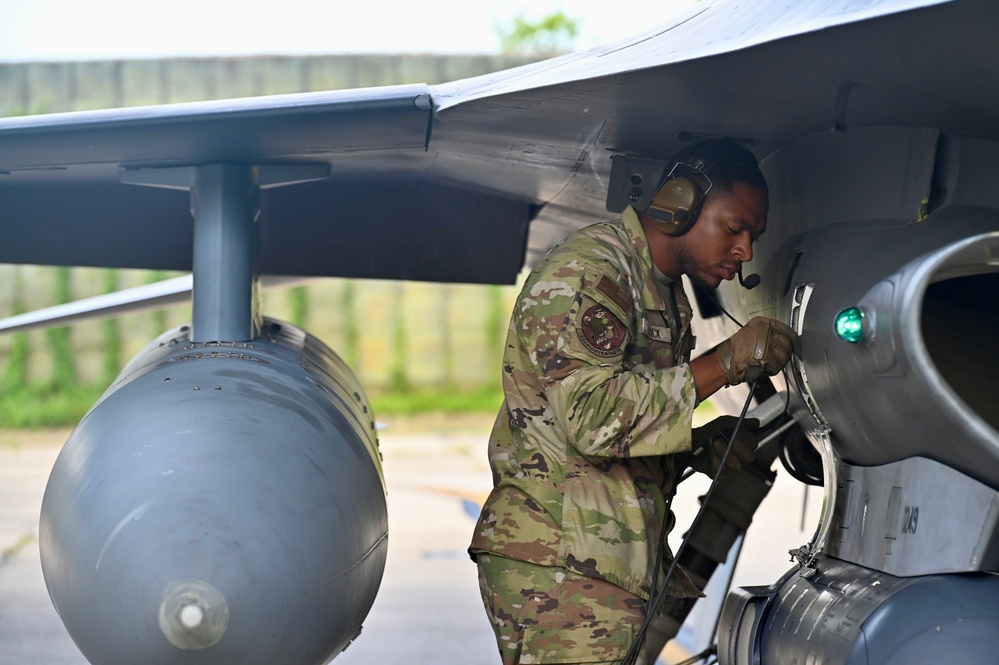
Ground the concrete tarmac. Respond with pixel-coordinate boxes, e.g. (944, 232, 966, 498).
(0, 415, 821, 665)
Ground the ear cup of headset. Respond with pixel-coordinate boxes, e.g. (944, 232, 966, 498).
(647, 175, 702, 236)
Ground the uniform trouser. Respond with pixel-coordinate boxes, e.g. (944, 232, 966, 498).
(475, 553, 672, 665)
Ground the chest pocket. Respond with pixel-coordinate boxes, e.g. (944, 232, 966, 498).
(640, 310, 678, 368)
(642, 312, 672, 345)
(640, 308, 694, 367)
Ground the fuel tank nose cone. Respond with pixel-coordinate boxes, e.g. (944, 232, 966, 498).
(158, 579, 229, 650)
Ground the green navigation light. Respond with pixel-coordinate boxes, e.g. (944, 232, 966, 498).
(835, 307, 865, 343)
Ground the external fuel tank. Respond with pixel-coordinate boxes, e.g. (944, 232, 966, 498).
(40, 318, 387, 665)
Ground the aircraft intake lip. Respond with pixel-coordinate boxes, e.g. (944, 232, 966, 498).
(823, 230, 999, 488)
(898, 231, 999, 448)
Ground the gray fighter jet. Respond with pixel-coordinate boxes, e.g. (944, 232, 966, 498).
(1, 0, 997, 663)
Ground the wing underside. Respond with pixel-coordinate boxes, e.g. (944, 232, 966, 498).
(2, 0, 994, 284)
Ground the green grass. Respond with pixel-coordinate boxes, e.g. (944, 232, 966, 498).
(0, 384, 504, 429)
(370, 387, 504, 415)
(0, 385, 105, 429)
(0, 383, 717, 429)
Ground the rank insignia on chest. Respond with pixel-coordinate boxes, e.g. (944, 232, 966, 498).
(578, 304, 627, 357)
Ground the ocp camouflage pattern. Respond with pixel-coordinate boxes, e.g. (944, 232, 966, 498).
(470, 207, 702, 601)
(476, 553, 649, 664)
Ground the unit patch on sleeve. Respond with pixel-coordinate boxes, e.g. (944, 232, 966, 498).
(577, 304, 627, 357)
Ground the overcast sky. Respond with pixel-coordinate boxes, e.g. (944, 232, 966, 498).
(0, 0, 702, 62)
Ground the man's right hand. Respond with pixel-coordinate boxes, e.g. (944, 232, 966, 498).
(716, 316, 797, 385)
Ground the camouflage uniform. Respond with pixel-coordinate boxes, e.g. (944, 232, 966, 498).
(476, 553, 646, 665)
(470, 206, 702, 664)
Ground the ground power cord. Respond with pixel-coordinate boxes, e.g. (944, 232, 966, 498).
(622, 377, 760, 665)
(622, 286, 797, 664)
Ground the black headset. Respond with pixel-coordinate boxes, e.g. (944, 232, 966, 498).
(646, 140, 739, 236)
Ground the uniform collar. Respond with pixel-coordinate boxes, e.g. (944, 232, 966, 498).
(620, 207, 694, 343)
(620, 206, 666, 311)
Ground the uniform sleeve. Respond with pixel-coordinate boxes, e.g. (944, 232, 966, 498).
(513, 262, 696, 459)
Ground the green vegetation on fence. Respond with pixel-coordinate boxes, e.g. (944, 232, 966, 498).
(2, 268, 29, 393)
(102, 269, 123, 385)
(0, 278, 516, 428)
(0, 384, 106, 429)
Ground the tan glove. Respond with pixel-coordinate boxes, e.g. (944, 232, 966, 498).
(688, 415, 759, 478)
(716, 316, 797, 385)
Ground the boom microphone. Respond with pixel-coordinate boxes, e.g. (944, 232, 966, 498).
(739, 268, 761, 290)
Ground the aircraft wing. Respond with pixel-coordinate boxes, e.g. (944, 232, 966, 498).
(1, 0, 993, 286)
(7, 3, 999, 664)
(0, 274, 314, 334)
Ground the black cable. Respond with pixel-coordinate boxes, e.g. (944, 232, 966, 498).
(623, 285, 795, 663)
(622, 378, 760, 665)
(710, 287, 795, 418)
(708, 287, 795, 433)
(673, 646, 718, 665)
(715, 301, 744, 329)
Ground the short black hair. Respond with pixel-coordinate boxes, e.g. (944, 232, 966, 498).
(670, 138, 768, 194)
